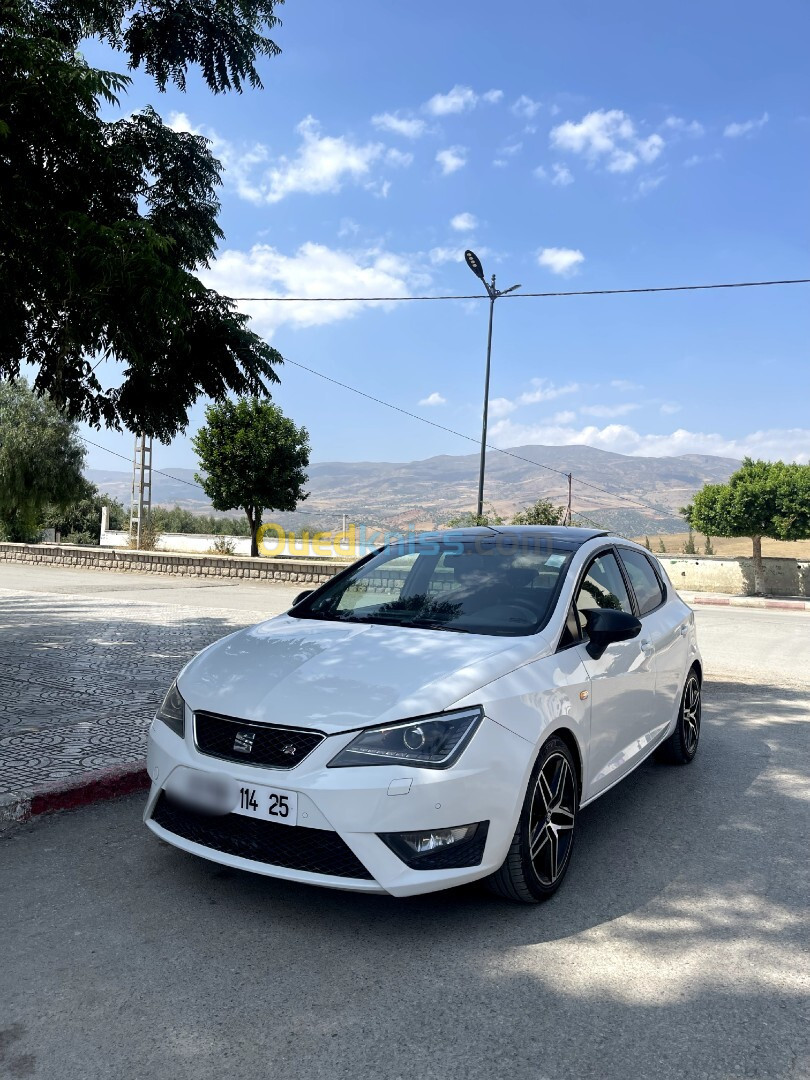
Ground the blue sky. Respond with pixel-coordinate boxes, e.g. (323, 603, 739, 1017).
(81, 0, 810, 475)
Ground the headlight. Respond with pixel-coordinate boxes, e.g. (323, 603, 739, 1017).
(155, 680, 185, 738)
(327, 707, 483, 769)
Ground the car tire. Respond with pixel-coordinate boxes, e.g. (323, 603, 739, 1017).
(657, 666, 702, 765)
(486, 735, 578, 903)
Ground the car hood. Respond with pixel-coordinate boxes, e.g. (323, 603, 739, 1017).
(177, 614, 551, 734)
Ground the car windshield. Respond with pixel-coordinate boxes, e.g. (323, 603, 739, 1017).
(290, 537, 574, 637)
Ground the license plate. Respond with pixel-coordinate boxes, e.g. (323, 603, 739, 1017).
(234, 783, 298, 826)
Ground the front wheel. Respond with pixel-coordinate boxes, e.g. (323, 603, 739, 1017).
(486, 735, 578, 903)
(658, 667, 701, 765)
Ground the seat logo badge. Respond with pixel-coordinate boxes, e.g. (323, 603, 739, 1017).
(281, 743, 297, 756)
(580, 691, 589, 701)
(233, 730, 256, 754)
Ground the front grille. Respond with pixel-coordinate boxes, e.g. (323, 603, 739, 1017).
(194, 712, 324, 769)
(152, 794, 373, 880)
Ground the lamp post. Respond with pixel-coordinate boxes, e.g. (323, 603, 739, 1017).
(464, 250, 521, 521)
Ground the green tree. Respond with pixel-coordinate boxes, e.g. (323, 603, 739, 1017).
(0, 379, 87, 540)
(643, 535, 652, 551)
(658, 539, 667, 553)
(682, 527, 697, 555)
(684, 458, 810, 594)
(511, 499, 566, 526)
(41, 481, 126, 544)
(445, 509, 505, 528)
(704, 534, 715, 556)
(193, 398, 310, 557)
(0, 0, 284, 438)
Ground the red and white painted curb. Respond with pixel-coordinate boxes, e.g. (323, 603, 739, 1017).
(679, 592, 810, 612)
(0, 761, 149, 831)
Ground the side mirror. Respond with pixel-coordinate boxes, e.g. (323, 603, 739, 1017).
(291, 589, 313, 607)
(583, 608, 641, 660)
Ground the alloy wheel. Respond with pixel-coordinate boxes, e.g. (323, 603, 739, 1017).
(528, 752, 577, 885)
(683, 674, 701, 755)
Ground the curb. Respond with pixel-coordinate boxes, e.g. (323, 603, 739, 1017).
(680, 593, 810, 612)
(0, 761, 149, 832)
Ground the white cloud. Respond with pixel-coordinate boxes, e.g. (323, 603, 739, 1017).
(512, 94, 542, 119)
(425, 85, 478, 116)
(486, 419, 810, 463)
(171, 113, 390, 204)
(724, 112, 769, 138)
(487, 380, 579, 420)
(660, 402, 682, 415)
(684, 151, 722, 167)
(580, 402, 641, 418)
(535, 162, 574, 186)
(550, 109, 665, 174)
(611, 379, 642, 391)
(436, 146, 468, 175)
(385, 147, 414, 167)
(637, 134, 664, 163)
(424, 85, 502, 115)
(551, 410, 577, 424)
(419, 392, 447, 406)
(264, 116, 385, 202)
(428, 246, 465, 265)
(199, 242, 423, 338)
(519, 379, 580, 405)
(663, 116, 705, 137)
(489, 397, 518, 419)
(450, 212, 478, 232)
(537, 247, 585, 276)
(636, 174, 666, 197)
(371, 112, 426, 138)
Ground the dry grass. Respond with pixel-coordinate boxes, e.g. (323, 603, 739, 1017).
(632, 532, 810, 559)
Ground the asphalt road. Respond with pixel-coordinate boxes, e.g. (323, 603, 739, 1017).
(1, 565, 809, 1080)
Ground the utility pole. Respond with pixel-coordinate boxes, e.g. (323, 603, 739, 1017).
(129, 434, 152, 548)
(566, 473, 573, 526)
(464, 251, 521, 521)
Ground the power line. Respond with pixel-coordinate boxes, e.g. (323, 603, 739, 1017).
(228, 277, 810, 303)
(80, 437, 334, 517)
(284, 358, 683, 521)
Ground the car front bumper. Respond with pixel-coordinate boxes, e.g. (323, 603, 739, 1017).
(144, 712, 533, 897)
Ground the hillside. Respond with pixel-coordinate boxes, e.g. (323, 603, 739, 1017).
(87, 444, 740, 536)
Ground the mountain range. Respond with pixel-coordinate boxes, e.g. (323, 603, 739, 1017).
(87, 444, 740, 536)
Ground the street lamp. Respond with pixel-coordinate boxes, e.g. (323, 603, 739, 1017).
(464, 250, 521, 521)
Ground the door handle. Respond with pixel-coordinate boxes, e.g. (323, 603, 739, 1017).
(679, 624, 689, 637)
(640, 640, 654, 656)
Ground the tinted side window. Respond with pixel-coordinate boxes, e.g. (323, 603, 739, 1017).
(619, 549, 665, 616)
(575, 552, 633, 630)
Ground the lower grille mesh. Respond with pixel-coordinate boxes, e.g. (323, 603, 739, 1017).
(152, 794, 373, 880)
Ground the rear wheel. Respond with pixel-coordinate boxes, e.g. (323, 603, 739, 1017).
(658, 667, 701, 764)
(486, 735, 578, 903)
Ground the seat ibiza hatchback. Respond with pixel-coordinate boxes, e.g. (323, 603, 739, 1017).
(145, 526, 702, 902)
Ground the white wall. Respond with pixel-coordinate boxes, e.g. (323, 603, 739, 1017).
(100, 507, 374, 560)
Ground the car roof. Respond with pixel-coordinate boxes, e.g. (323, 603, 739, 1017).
(412, 525, 610, 549)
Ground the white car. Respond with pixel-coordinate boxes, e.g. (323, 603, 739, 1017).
(144, 526, 702, 902)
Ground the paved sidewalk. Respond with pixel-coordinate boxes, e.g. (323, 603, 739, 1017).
(0, 583, 292, 825)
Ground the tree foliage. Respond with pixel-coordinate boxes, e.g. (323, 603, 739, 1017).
(445, 510, 504, 528)
(684, 457, 810, 593)
(511, 499, 567, 526)
(193, 398, 310, 557)
(41, 481, 126, 544)
(0, 379, 87, 540)
(0, 0, 284, 438)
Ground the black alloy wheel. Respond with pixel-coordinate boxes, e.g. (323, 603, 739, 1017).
(487, 734, 578, 903)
